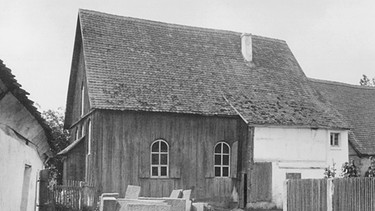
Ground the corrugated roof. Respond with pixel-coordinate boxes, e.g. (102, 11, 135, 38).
(67, 9, 349, 129)
(309, 78, 375, 155)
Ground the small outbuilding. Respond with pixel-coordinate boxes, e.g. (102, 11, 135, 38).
(0, 60, 53, 211)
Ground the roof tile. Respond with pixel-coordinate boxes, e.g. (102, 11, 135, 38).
(310, 78, 375, 155)
(74, 9, 349, 129)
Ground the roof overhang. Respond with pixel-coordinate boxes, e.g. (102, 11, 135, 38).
(57, 136, 85, 156)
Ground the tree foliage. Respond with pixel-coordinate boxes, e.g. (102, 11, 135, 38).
(359, 74, 375, 86)
(341, 160, 360, 178)
(42, 108, 70, 184)
(324, 163, 337, 178)
(365, 156, 375, 177)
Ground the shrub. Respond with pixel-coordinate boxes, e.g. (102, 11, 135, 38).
(365, 156, 375, 177)
(324, 163, 336, 178)
(341, 160, 360, 178)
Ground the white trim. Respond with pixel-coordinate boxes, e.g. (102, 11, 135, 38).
(150, 139, 169, 178)
(214, 142, 230, 177)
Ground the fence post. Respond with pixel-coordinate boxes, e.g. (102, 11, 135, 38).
(283, 180, 288, 211)
(327, 179, 334, 211)
(79, 181, 84, 210)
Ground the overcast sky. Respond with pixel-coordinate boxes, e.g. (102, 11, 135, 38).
(1, 0, 374, 110)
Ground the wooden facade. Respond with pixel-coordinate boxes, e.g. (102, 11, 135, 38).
(61, 41, 254, 203)
(61, 12, 261, 206)
(65, 109, 252, 203)
(62, 42, 254, 203)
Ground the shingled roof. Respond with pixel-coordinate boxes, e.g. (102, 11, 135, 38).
(66, 9, 349, 129)
(0, 59, 54, 157)
(309, 78, 375, 155)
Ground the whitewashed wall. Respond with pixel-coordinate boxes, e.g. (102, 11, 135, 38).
(253, 127, 348, 208)
(0, 126, 43, 211)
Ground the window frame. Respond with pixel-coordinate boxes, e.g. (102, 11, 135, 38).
(85, 119, 92, 182)
(330, 132, 340, 147)
(81, 83, 85, 117)
(150, 139, 169, 178)
(87, 119, 91, 155)
(75, 127, 79, 140)
(214, 142, 231, 177)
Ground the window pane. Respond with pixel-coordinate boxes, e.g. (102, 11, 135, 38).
(160, 154, 168, 165)
(152, 142, 159, 152)
(161, 167, 167, 176)
(215, 144, 222, 153)
(222, 167, 229, 177)
(215, 167, 221, 177)
(215, 155, 221, 165)
(152, 167, 158, 176)
(334, 134, 339, 145)
(160, 142, 168, 152)
(223, 155, 229, 165)
(152, 154, 159, 164)
(222, 144, 229, 153)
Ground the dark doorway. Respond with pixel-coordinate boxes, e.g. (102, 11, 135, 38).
(244, 173, 247, 208)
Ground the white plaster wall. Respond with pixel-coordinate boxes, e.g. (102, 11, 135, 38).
(254, 127, 348, 208)
(0, 127, 44, 211)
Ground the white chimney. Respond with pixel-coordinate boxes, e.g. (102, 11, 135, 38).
(241, 33, 253, 62)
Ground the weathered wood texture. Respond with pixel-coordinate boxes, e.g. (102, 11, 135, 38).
(65, 43, 90, 128)
(246, 126, 254, 204)
(83, 110, 247, 202)
(286, 179, 327, 211)
(286, 178, 375, 211)
(250, 162, 272, 202)
(238, 121, 249, 208)
(333, 178, 375, 211)
(63, 140, 86, 182)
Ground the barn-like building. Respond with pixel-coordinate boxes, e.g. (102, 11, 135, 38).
(61, 10, 350, 208)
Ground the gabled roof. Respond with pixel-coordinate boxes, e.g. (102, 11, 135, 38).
(0, 60, 54, 157)
(309, 78, 375, 155)
(65, 9, 348, 129)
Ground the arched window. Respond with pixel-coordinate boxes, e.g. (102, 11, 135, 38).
(150, 139, 169, 178)
(214, 142, 230, 177)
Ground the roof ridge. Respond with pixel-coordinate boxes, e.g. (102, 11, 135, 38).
(78, 9, 286, 43)
(308, 77, 375, 90)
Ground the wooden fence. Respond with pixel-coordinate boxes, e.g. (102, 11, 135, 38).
(285, 179, 327, 211)
(284, 178, 375, 211)
(333, 178, 375, 211)
(52, 184, 97, 210)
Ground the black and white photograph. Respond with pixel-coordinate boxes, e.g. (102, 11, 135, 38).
(0, 1, 374, 211)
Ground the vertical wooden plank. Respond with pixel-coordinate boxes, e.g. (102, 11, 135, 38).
(231, 141, 238, 178)
(246, 126, 254, 204)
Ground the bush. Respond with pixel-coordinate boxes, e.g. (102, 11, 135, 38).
(365, 156, 375, 177)
(324, 163, 336, 178)
(341, 160, 360, 178)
